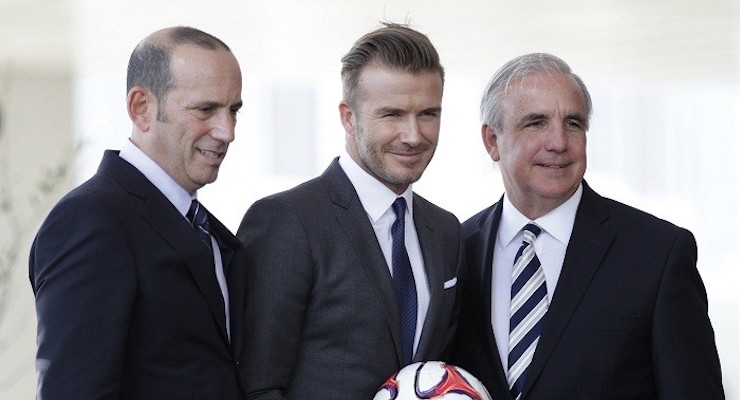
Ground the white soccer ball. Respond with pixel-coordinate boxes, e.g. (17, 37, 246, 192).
(374, 361, 492, 400)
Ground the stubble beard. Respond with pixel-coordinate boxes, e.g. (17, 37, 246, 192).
(355, 126, 435, 191)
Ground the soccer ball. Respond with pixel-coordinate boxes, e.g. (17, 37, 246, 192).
(374, 361, 492, 400)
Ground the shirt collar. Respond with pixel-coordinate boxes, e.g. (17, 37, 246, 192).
(338, 150, 413, 222)
(499, 183, 583, 247)
(119, 139, 196, 217)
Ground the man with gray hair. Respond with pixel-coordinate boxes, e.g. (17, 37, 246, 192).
(237, 22, 464, 399)
(30, 26, 246, 399)
(453, 53, 723, 399)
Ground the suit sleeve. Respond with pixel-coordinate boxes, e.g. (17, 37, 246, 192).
(652, 229, 725, 399)
(236, 198, 313, 400)
(30, 195, 136, 400)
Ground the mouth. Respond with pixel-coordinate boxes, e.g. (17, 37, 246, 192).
(390, 151, 426, 163)
(537, 162, 569, 169)
(197, 148, 226, 160)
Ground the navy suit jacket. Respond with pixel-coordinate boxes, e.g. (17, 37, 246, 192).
(236, 159, 464, 400)
(453, 182, 723, 399)
(30, 150, 246, 400)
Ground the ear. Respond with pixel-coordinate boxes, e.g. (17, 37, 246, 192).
(482, 124, 500, 162)
(127, 86, 154, 132)
(339, 101, 356, 136)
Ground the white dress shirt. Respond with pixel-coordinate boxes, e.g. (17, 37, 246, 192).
(491, 184, 583, 369)
(119, 139, 230, 339)
(338, 151, 430, 354)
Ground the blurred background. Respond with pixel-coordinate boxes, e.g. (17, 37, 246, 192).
(1, 0, 737, 397)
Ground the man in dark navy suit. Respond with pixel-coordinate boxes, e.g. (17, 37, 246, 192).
(30, 26, 246, 400)
(453, 53, 724, 400)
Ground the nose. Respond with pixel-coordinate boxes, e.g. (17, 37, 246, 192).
(210, 112, 237, 144)
(545, 124, 568, 153)
(399, 116, 422, 146)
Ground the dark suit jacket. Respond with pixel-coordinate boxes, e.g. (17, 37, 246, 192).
(236, 159, 464, 400)
(29, 150, 246, 400)
(453, 182, 724, 399)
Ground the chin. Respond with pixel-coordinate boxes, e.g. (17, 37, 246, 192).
(540, 184, 578, 199)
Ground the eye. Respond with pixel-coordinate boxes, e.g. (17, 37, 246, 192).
(525, 120, 545, 129)
(195, 107, 215, 117)
(420, 109, 440, 118)
(565, 119, 584, 131)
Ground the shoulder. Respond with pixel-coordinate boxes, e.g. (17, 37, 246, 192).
(248, 175, 332, 216)
(598, 194, 690, 238)
(461, 203, 498, 238)
(412, 193, 460, 226)
(44, 171, 128, 223)
(580, 185, 695, 252)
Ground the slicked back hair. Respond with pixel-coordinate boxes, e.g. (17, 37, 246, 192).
(126, 26, 231, 118)
(480, 53, 592, 131)
(341, 22, 444, 108)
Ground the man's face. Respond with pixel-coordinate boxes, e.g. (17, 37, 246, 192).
(485, 72, 588, 219)
(148, 44, 243, 193)
(341, 65, 443, 194)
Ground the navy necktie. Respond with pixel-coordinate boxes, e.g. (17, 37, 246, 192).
(391, 197, 417, 366)
(187, 199, 213, 251)
(507, 223, 548, 400)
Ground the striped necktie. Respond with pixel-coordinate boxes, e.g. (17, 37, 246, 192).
(507, 223, 548, 400)
(187, 199, 213, 251)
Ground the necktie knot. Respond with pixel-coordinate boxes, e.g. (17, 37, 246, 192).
(392, 197, 407, 223)
(187, 199, 212, 250)
(522, 223, 541, 242)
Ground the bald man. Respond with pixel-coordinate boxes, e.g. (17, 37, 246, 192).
(30, 26, 246, 400)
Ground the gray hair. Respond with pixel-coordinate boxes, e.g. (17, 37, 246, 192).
(480, 53, 592, 130)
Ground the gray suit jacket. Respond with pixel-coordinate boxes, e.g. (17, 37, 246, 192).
(236, 158, 464, 400)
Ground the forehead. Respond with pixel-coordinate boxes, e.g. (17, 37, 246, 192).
(501, 72, 586, 117)
(169, 44, 242, 87)
(355, 65, 443, 104)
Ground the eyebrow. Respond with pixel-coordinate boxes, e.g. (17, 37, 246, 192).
(373, 106, 404, 116)
(519, 113, 547, 124)
(191, 100, 243, 110)
(373, 106, 442, 116)
(419, 106, 442, 115)
(519, 112, 587, 124)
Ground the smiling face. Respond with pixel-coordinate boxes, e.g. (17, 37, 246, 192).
(132, 44, 242, 193)
(340, 65, 443, 194)
(484, 71, 588, 219)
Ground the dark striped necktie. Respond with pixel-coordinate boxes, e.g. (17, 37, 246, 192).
(187, 199, 213, 251)
(507, 223, 547, 400)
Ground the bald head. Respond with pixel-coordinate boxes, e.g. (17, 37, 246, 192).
(126, 26, 232, 111)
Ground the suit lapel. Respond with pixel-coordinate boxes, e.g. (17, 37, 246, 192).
(102, 151, 231, 345)
(470, 199, 513, 397)
(140, 193, 231, 344)
(522, 183, 615, 396)
(320, 160, 405, 366)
